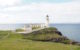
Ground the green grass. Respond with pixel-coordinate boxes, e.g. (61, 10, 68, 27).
(15, 29, 25, 32)
(24, 33, 61, 41)
(24, 27, 63, 42)
(0, 31, 79, 50)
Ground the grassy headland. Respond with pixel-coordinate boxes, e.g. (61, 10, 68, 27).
(0, 27, 79, 50)
(24, 27, 71, 44)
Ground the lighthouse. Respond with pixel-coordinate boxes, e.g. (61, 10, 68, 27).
(46, 15, 49, 27)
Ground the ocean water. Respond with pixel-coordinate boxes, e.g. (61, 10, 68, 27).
(50, 24, 80, 42)
(0, 24, 80, 42)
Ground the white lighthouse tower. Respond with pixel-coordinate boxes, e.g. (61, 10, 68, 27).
(46, 15, 49, 27)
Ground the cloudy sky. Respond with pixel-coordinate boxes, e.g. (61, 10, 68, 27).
(0, 0, 80, 24)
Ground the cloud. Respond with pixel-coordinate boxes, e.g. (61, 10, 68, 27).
(0, 1, 80, 23)
(0, 0, 21, 6)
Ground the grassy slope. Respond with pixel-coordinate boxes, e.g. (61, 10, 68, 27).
(0, 31, 79, 50)
(24, 27, 67, 43)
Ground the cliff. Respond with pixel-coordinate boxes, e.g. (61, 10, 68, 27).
(23, 27, 73, 44)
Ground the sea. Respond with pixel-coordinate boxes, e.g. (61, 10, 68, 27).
(50, 24, 80, 42)
(0, 24, 80, 42)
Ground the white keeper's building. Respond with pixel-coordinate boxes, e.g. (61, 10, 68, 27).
(21, 15, 50, 32)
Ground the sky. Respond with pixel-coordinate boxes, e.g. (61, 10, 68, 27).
(0, 0, 80, 24)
